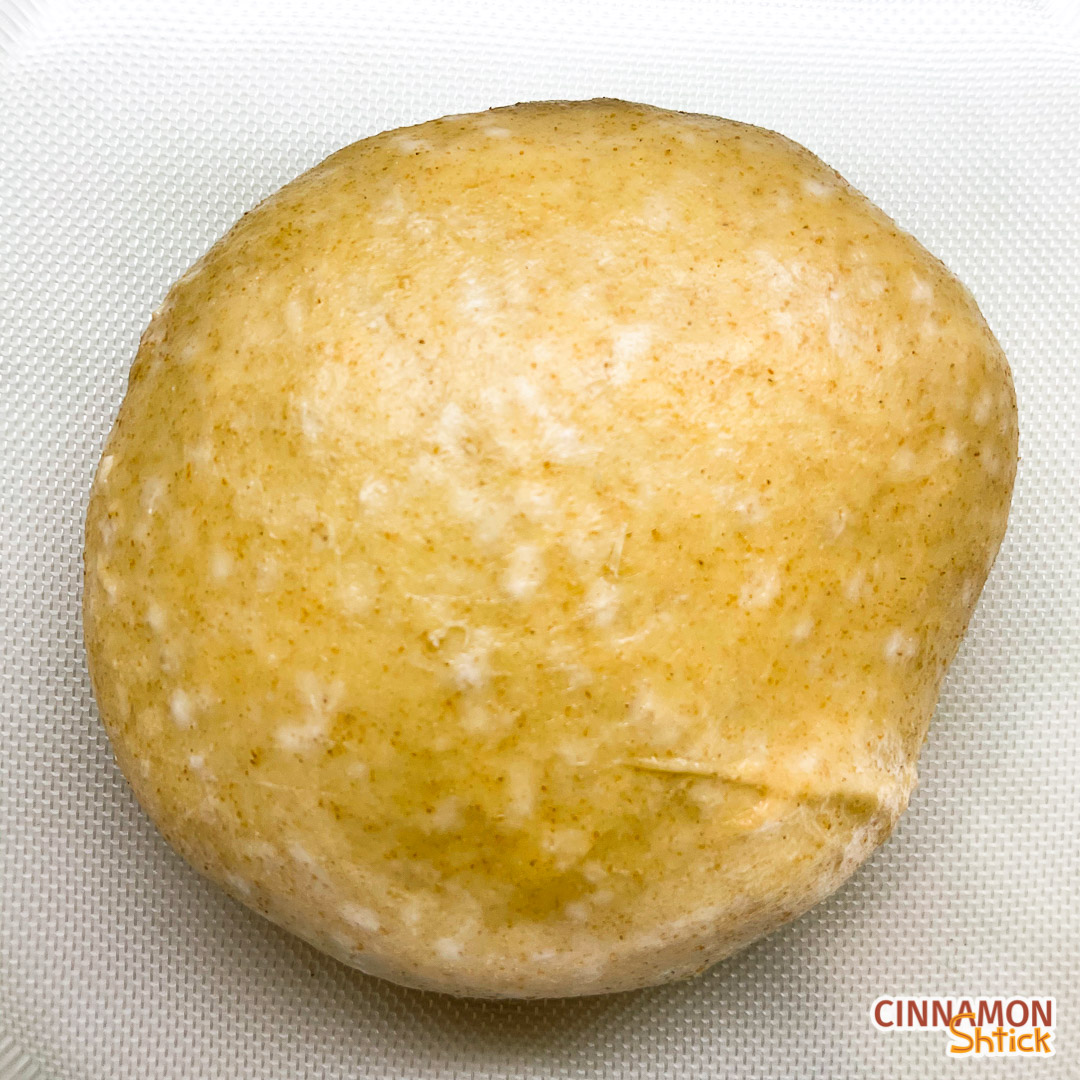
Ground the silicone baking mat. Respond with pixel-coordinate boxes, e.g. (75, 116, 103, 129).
(1, 1, 1077, 1076)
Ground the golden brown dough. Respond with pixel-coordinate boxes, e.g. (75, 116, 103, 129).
(84, 99, 1017, 997)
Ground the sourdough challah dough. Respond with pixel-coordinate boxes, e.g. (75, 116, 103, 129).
(83, 99, 1018, 998)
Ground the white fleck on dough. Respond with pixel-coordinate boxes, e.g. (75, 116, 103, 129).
(449, 630, 493, 690)
(140, 477, 166, 515)
(284, 296, 305, 337)
(169, 688, 195, 729)
(358, 478, 388, 508)
(844, 569, 867, 604)
(504, 760, 537, 822)
(739, 566, 781, 610)
(884, 630, 919, 663)
(337, 582, 372, 617)
(609, 325, 653, 384)
(224, 872, 252, 896)
(972, 389, 994, 426)
(542, 827, 592, 870)
(910, 276, 934, 303)
(210, 549, 233, 581)
(275, 674, 343, 750)
(393, 135, 433, 154)
(555, 736, 598, 767)
(564, 902, 590, 923)
(146, 603, 167, 634)
(458, 701, 493, 734)
(288, 843, 327, 879)
(830, 507, 850, 539)
(942, 429, 964, 457)
(430, 797, 462, 831)
(435, 937, 464, 961)
(434, 401, 469, 457)
(340, 903, 381, 932)
(582, 579, 619, 627)
(502, 544, 544, 600)
(802, 177, 835, 198)
(581, 861, 607, 885)
(296, 399, 321, 442)
(514, 482, 556, 522)
(890, 448, 917, 477)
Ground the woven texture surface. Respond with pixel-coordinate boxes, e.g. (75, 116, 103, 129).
(1, 1, 1077, 1077)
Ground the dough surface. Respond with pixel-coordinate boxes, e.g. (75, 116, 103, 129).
(84, 99, 1017, 997)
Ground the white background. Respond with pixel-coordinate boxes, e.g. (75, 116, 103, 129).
(1, 1, 1077, 1077)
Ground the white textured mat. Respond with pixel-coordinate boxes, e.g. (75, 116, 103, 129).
(1, 1, 1077, 1077)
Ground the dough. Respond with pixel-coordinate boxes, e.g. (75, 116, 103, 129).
(83, 99, 1017, 998)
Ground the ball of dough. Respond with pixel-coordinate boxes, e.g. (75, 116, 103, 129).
(84, 99, 1017, 998)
